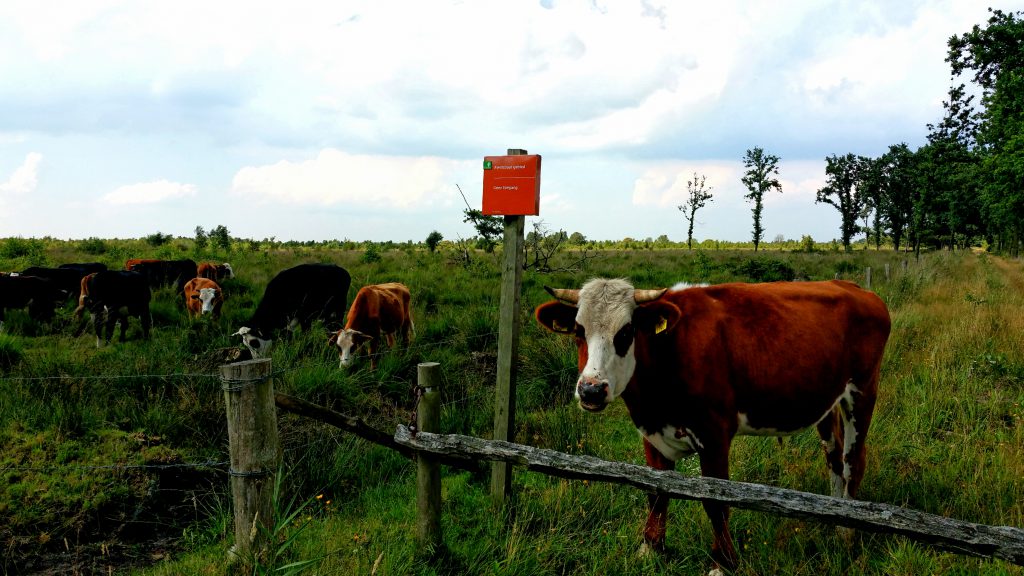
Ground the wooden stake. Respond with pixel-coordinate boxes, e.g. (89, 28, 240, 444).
(221, 358, 279, 566)
(416, 362, 442, 550)
(492, 148, 527, 503)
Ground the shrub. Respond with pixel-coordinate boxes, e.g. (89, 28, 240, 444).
(732, 257, 796, 282)
(360, 243, 382, 264)
(425, 231, 443, 253)
(78, 237, 108, 255)
(0, 334, 23, 370)
(0, 237, 44, 260)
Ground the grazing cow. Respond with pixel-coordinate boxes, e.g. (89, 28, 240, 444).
(83, 271, 152, 347)
(329, 282, 413, 368)
(59, 262, 108, 275)
(233, 263, 351, 357)
(197, 262, 234, 282)
(0, 275, 63, 331)
(126, 258, 197, 292)
(535, 278, 891, 574)
(183, 277, 224, 319)
(20, 266, 85, 302)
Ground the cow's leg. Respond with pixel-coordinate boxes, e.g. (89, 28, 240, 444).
(140, 310, 151, 339)
(842, 378, 878, 500)
(816, 406, 845, 498)
(640, 438, 674, 554)
(699, 443, 738, 574)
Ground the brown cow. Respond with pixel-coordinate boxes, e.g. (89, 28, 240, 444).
(328, 282, 413, 368)
(197, 262, 234, 282)
(535, 278, 891, 575)
(183, 277, 223, 319)
(73, 272, 99, 319)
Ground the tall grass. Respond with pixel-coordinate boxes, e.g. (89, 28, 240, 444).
(2, 243, 1022, 575)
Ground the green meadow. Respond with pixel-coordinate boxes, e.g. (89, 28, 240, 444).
(1, 238, 1022, 575)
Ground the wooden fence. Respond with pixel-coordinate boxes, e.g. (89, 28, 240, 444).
(221, 357, 1024, 570)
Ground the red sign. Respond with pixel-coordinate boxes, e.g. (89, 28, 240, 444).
(482, 154, 541, 216)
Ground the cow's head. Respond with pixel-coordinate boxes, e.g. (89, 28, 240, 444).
(328, 328, 371, 367)
(191, 287, 219, 314)
(232, 326, 272, 357)
(221, 263, 235, 279)
(535, 278, 681, 412)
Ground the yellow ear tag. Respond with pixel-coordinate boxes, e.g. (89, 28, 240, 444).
(552, 319, 571, 333)
(654, 316, 668, 334)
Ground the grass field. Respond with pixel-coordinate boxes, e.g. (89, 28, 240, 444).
(1, 241, 1022, 575)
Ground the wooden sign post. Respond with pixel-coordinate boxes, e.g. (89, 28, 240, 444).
(484, 148, 539, 503)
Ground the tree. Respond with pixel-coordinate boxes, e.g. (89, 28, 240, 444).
(144, 231, 172, 247)
(425, 231, 443, 253)
(740, 147, 782, 251)
(815, 153, 862, 252)
(457, 184, 503, 253)
(856, 156, 887, 249)
(879, 143, 916, 252)
(194, 226, 208, 252)
(569, 232, 587, 245)
(677, 172, 713, 250)
(947, 8, 1024, 254)
(210, 225, 231, 252)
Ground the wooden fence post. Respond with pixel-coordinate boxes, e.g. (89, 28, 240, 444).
(221, 358, 279, 566)
(885, 263, 890, 281)
(416, 362, 442, 550)
(491, 148, 527, 503)
(865, 267, 872, 289)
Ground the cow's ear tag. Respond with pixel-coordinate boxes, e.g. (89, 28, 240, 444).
(552, 318, 571, 333)
(654, 316, 669, 334)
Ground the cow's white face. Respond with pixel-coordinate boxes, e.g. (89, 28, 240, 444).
(571, 279, 640, 410)
(195, 287, 218, 314)
(536, 278, 678, 412)
(222, 263, 235, 279)
(233, 326, 272, 357)
(330, 328, 370, 367)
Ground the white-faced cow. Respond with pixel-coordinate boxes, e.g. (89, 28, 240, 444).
(82, 270, 152, 347)
(328, 282, 413, 368)
(233, 263, 351, 358)
(535, 278, 891, 574)
(183, 277, 223, 319)
(197, 262, 234, 282)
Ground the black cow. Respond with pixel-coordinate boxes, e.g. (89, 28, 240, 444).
(83, 271, 152, 347)
(233, 263, 351, 357)
(59, 262, 108, 275)
(20, 266, 84, 302)
(128, 259, 197, 292)
(0, 275, 63, 330)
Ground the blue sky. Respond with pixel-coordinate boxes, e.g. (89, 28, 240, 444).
(1, 1, 1017, 244)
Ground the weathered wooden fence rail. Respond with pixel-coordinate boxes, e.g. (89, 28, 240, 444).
(393, 425, 1024, 566)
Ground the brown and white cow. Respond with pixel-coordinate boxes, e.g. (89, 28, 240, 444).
(197, 262, 234, 282)
(535, 278, 890, 574)
(73, 272, 99, 319)
(328, 282, 413, 368)
(183, 277, 223, 319)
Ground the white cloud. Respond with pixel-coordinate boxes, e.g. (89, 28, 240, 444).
(230, 149, 471, 210)
(0, 152, 42, 195)
(101, 179, 197, 205)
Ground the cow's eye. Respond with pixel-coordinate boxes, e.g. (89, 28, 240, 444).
(574, 323, 585, 339)
(613, 323, 634, 357)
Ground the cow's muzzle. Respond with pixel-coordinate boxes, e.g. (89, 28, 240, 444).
(576, 381, 609, 412)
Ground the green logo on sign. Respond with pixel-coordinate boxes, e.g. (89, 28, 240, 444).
(483, 160, 493, 170)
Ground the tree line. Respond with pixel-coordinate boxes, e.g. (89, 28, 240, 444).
(682, 8, 1024, 256)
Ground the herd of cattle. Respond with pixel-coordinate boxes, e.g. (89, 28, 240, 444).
(0, 259, 414, 367)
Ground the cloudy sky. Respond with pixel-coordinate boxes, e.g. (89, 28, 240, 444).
(0, 1, 1017, 244)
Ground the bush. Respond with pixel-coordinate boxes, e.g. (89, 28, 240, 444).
(732, 258, 796, 282)
(360, 243, 382, 264)
(0, 237, 44, 260)
(78, 237, 108, 255)
(0, 334, 23, 371)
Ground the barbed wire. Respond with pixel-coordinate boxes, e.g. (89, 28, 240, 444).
(0, 459, 229, 474)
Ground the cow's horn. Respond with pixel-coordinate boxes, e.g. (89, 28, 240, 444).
(544, 286, 579, 304)
(633, 288, 667, 303)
